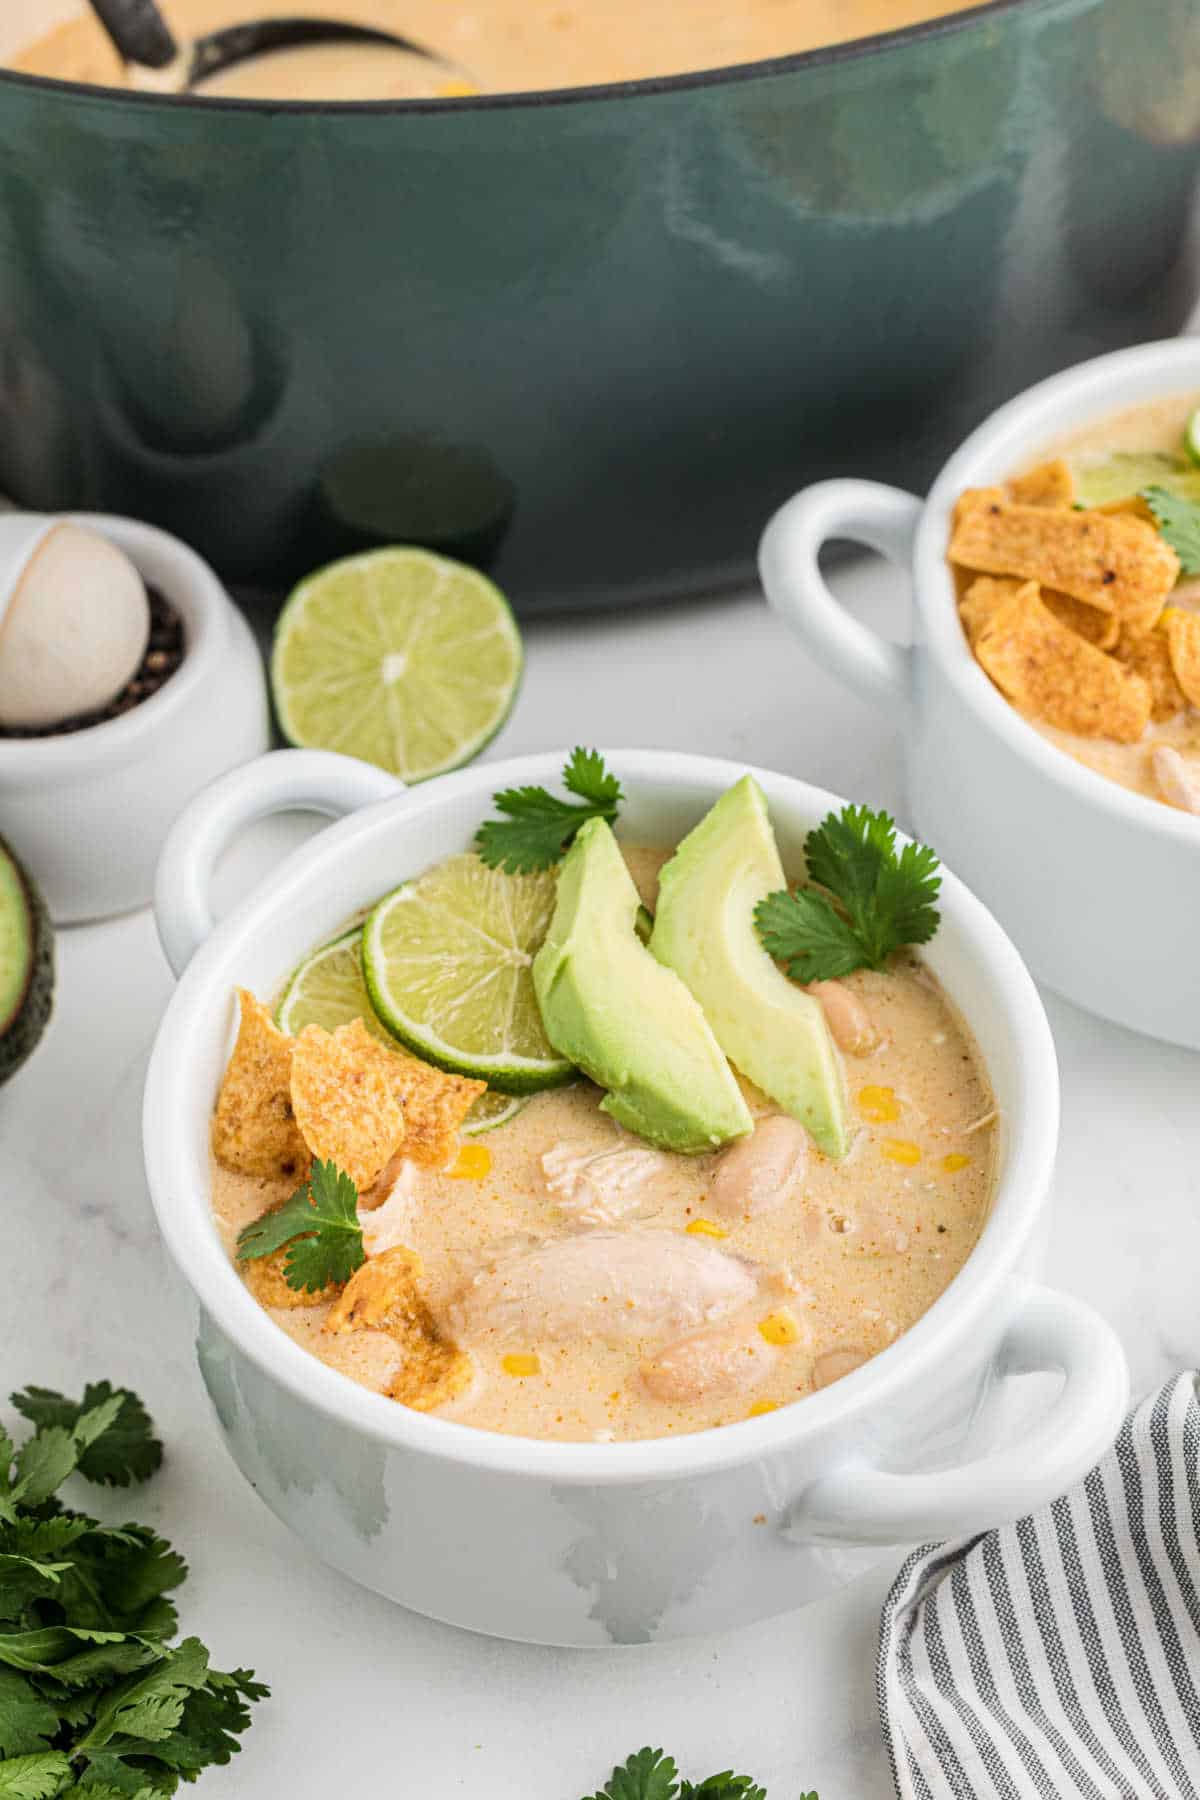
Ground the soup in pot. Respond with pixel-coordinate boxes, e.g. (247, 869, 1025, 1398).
(11, 0, 989, 100)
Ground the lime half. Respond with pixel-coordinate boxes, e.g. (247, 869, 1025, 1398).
(363, 854, 573, 1093)
(271, 547, 522, 782)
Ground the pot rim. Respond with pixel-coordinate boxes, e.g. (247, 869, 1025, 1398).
(0, 514, 230, 782)
(1, 0, 1055, 117)
(142, 747, 1059, 1485)
(916, 335, 1200, 848)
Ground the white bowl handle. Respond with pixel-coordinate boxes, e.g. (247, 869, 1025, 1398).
(788, 1284, 1128, 1546)
(758, 478, 922, 708)
(155, 749, 402, 977)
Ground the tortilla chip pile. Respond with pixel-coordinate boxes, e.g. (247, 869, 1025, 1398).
(950, 460, 1200, 741)
(213, 990, 484, 1187)
(212, 989, 485, 1408)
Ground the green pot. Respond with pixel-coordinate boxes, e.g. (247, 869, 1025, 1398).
(0, 0, 1198, 610)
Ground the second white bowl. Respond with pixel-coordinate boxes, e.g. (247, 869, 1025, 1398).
(761, 338, 1200, 1049)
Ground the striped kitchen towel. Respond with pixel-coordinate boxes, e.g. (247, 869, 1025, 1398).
(878, 1372, 1200, 1799)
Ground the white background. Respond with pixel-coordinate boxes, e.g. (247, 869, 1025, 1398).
(5, 559, 1198, 1798)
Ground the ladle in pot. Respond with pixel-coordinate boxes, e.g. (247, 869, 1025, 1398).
(86, 0, 467, 94)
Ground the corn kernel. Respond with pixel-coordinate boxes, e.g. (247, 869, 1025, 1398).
(447, 1142, 492, 1181)
(686, 1218, 729, 1239)
(858, 1084, 900, 1124)
(881, 1138, 922, 1166)
(748, 1399, 779, 1417)
(758, 1309, 800, 1347)
(942, 1152, 970, 1173)
(437, 79, 478, 96)
(501, 1353, 540, 1378)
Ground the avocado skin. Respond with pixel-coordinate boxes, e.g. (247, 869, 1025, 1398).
(532, 818, 752, 1155)
(650, 776, 849, 1160)
(0, 837, 55, 1086)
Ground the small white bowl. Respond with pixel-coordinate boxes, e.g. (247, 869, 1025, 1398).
(760, 338, 1200, 1049)
(0, 513, 269, 923)
(144, 747, 1126, 1646)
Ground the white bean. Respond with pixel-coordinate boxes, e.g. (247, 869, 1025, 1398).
(1152, 745, 1200, 815)
(641, 1320, 777, 1404)
(709, 1115, 810, 1220)
(809, 980, 880, 1055)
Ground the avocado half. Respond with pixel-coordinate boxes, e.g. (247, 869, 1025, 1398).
(0, 834, 55, 1085)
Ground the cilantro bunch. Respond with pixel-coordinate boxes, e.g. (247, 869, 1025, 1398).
(580, 1746, 817, 1800)
(0, 1383, 266, 1797)
(475, 748, 623, 873)
(755, 805, 941, 983)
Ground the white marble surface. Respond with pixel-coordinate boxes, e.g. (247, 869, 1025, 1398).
(4, 556, 1198, 1799)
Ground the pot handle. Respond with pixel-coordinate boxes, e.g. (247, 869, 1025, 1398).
(758, 478, 922, 709)
(154, 749, 402, 977)
(787, 1285, 1128, 1547)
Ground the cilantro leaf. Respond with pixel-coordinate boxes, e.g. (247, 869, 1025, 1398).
(755, 805, 941, 984)
(0, 1750, 73, 1798)
(0, 1670, 61, 1757)
(582, 1747, 680, 1800)
(11, 1387, 162, 1489)
(236, 1160, 364, 1293)
(475, 748, 623, 873)
(563, 746, 622, 810)
(754, 887, 864, 983)
(1144, 484, 1200, 575)
(580, 1749, 816, 1800)
(680, 1778, 767, 1799)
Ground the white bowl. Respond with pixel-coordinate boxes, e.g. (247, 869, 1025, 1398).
(0, 513, 269, 922)
(143, 747, 1126, 1645)
(760, 337, 1200, 1048)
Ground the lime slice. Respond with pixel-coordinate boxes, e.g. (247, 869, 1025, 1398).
(1185, 410, 1200, 469)
(1074, 452, 1200, 508)
(462, 1091, 529, 1135)
(275, 927, 390, 1041)
(279, 923, 533, 1132)
(363, 854, 573, 1093)
(271, 547, 523, 782)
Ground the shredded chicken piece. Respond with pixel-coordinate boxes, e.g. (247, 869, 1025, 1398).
(326, 1245, 472, 1410)
(360, 1161, 421, 1255)
(541, 1140, 670, 1227)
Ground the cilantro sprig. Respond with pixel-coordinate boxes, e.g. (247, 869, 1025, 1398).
(755, 805, 941, 984)
(475, 748, 623, 874)
(1142, 485, 1200, 575)
(0, 1383, 266, 1792)
(580, 1746, 816, 1799)
(236, 1158, 364, 1293)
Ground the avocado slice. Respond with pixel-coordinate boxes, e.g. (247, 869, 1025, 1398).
(650, 776, 849, 1159)
(0, 835, 54, 1086)
(532, 818, 752, 1154)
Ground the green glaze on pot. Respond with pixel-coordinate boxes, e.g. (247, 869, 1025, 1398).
(0, 0, 1197, 610)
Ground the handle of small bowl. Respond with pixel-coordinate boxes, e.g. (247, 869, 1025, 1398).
(155, 749, 401, 977)
(788, 1285, 1128, 1546)
(758, 478, 922, 708)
